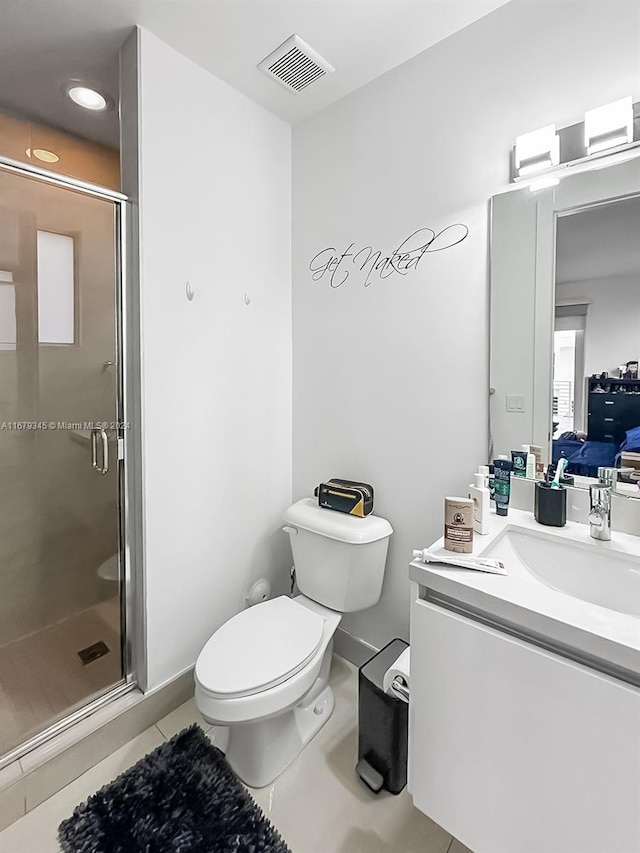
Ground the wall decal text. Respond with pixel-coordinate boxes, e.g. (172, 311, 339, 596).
(309, 224, 469, 289)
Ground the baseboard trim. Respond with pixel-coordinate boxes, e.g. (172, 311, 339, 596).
(0, 668, 195, 831)
(333, 627, 379, 668)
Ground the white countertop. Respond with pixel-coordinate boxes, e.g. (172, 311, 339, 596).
(410, 508, 640, 681)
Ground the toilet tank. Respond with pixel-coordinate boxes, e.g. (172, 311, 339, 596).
(282, 498, 393, 613)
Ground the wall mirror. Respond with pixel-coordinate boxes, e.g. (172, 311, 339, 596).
(490, 155, 640, 495)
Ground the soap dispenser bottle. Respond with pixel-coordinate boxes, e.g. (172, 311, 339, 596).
(469, 472, 490, 535)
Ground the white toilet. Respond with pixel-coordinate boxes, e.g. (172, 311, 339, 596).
(194, 497, 393, 788)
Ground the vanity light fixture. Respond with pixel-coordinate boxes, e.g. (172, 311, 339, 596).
(514, 124, 560, 177)
(584, 97, 633, 155)
(66, 84, 109, 111)
(511, 99, 639, 185)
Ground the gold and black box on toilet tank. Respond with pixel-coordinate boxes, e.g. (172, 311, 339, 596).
(314, 479, 374, 517)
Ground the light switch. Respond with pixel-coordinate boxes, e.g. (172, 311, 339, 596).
(506, 394, 526, 413)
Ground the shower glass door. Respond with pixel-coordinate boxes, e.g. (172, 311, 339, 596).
(0, 165, 124, 760)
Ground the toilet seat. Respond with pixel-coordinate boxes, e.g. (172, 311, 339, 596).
(195, 596, 325, 699)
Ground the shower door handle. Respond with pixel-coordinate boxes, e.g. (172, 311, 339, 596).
(90, 428, 109, 475)
(99, 428, 109, 475)
(91, 428, 100, 471)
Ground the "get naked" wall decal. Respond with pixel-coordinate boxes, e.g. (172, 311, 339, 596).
(308, 224, 469, 289)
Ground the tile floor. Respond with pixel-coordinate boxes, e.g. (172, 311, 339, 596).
(0, 656, 472, 853)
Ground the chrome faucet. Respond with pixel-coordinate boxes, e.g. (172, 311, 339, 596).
(589, 484, 612, 541)
(597, 467, 620, 492)
(597, 466, 635, 497)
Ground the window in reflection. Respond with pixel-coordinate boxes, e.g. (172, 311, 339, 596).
(37, 230, 75, 345)
(0, 276, 16, 350)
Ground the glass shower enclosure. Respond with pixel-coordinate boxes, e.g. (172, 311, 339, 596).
(0, 159, 128, 763)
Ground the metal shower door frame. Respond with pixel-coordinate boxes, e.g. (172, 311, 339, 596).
(0, 154, 143, 769)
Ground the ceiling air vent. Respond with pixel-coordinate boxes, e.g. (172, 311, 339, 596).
(258, 34, 334, 94)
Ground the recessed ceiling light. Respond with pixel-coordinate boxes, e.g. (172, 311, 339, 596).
(25, 147, 60, 163)
(67, 85, 108, 111)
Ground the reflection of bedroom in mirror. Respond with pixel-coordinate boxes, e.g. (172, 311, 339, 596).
(553, 195, 640, 481)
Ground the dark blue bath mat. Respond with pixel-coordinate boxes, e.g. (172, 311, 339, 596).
(58, 724, 291, 853)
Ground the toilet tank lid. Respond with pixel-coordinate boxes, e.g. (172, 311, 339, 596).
(283, 498, 393, 544)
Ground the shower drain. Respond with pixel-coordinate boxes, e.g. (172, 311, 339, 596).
(77, 640, 110, 665)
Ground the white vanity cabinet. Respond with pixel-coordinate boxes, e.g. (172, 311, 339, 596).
(409, 597, 640, 853)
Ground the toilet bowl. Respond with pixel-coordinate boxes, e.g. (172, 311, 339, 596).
(195, 594, 341, 787)
(195, 498, 392, 788)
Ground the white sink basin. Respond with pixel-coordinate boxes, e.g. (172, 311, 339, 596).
(482, 527, 640, 618)
(411, 509, 640, 685)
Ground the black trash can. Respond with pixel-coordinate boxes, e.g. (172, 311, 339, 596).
(355, 638, 409, 795)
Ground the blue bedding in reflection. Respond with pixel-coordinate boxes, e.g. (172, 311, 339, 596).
(553, 425, 640, 477)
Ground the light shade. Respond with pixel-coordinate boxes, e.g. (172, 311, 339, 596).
(67, 85, 108, 111)
(515, 124, 560, 176)
(584, 97, 633, 155)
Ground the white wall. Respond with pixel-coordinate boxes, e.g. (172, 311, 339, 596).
(556, 276, 640, 377)
(126, 29, 292, 690)
(292, 0, 640, 649)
